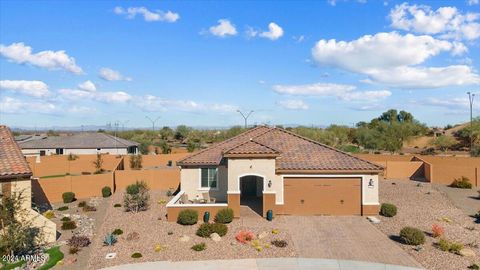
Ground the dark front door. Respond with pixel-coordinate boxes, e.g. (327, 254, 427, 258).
(241, 176, 257, 197)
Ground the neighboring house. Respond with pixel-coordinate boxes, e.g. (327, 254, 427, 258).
(166, 126, 383, 221)
(0, 125, 56, 243)
(17, 132, 139, 157)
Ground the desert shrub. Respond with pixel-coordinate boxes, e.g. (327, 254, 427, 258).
(61, 221, 77, 230)
(60, 217, 71, 222)
(102, 186, 112, 198)
(129, 155, 143, 170)
(112, 229, 123, 235)
(114, 203, 122, 208)
(93, 153, 104, 174)
(432, 224, 444, 238)
(215, 208, 234, 224)
(450, 176, 472, 189)
(67, 235, 91, 248)
(43, 210, 55, 219)
(103, 233, 117, 246)
(177, 209, 198, 225)
(166, 189, 173, 197)
(400, 227, 425, 245)
(57, 206, 68, 211)
(438, 238, 463, 254)
(67, 153, 78, 161)
(380, 203, 397, 217)
(124, 181, 150, 213)
(126, 232, 140, 241)
(82, 204, 97, 212)
(191, 243, 206, 251)
(62, 192, 75, 203)
(81, 172, 91, 175)
(131, 252, 142, 258)
(196, 223, 228, 238)
(77, 201, 86, 208)
(271, 239, 288, 248)
(468, 263, 479, 270)
(235, 230, 255, 244)
(69, 246, 79, 254)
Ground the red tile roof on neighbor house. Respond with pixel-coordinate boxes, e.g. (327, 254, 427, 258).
(0, 125, 32, 179)
(177, 126, 383, 172)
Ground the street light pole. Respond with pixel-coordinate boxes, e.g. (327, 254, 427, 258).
(237, 110, 254, 129)
(467, 92, 475, 155)
(145, 116, 161, 132)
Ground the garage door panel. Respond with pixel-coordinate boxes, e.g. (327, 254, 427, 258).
(284, 178, 361, 216)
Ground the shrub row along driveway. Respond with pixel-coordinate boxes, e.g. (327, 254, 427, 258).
(281, 216, 422, 268)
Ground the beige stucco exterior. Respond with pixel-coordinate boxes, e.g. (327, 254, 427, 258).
(180, 165, 228, 202)
(22, 147, 131, 157)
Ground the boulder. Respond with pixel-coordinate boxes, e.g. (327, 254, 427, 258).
(258, 231, 269, 239)
(179, 235, 190, 242)
(210, 233, 221, 242)
(460, 248, 476, 257)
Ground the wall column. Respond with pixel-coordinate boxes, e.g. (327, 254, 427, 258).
(227, 191, 240, 218)
(263, 191, 276, 217)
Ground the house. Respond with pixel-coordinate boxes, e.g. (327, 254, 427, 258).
(17, 132, 139, 157)
(166, 126, 383, 221)
(0, 125, 56, 243)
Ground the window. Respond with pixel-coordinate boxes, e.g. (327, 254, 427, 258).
(55, 148, 64, 155)
(200, 168, 218, 189)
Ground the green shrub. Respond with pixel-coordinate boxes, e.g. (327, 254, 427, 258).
(57, 206, 68, 211)
(177, 209, 198, 225)
(102, 186, 112, 198)
(400, 227, 425, 245)
(215, 208, 234, 224)
(114, 203, 122, 208)
(61, 221, 77, 230)
(60, 217, 71, 222)
(62, 192, 75, 203)
(82, 204, 97, 212)
(126, 183, 140, 195)
(131, 252, 142, 258)
(438, 238, 463, 254)
(196, 223, 228, 238)
(43, 210, 55, 219)
(78, 201, 86, 208)
(124, 181, 150, 213)
(380, 203, 397, 217)
(468, 263, 480, 270)
(191, 243, 206, 251)
(449, 176, 472, 189)
(112, 229, 123, 235)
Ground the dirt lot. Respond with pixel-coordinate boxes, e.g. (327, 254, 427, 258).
(376, 180, 480, 270)
(87, 191, 295, 270)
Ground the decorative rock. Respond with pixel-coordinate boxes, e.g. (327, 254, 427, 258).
(179, 235, 190, 242)
(105, 253, 116, 259)
(210, 233, 221, 242)
(367, 216, 381, 224)
(459, 248, 476, 257)
(258, 231, 269, 239)
(63, 257, 77, 265)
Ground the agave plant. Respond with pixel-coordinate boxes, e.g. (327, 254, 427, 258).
(103, 233, 117, 246)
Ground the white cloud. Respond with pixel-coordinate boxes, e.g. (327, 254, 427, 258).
(67, 106, 97, 114)
(114, 6, 179, 23)
(259, 22, 284, 40)
(209, 19, 237, 37)
(272, 82, 391, 102)
(99, 68, 132, 81)
(421, 97, 469, 110)
(277, 100, 309, 110)
(389, 3, 480, 41)
(468, 0, 479, 5)
(293, 35, 305, 43)
(58, 88, 132, 103)
(95, 91, 132, 103)
(138, 95, 238, 112)
(0, 80, 49, 97)
(0, 97, 57, 114)
(311, 32, 479, 88)
(0, 42, 83, 74)
(77, 80, 96, 92)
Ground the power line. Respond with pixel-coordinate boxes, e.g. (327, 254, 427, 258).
(237, 110, 254, 129)
(145, 116, 161, 131)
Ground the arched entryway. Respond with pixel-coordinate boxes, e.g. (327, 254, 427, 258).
(239, 175, 264, 216)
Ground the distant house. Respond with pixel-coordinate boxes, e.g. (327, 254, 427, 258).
(17, 132, 139, 157)
(0, 125, 56, 243)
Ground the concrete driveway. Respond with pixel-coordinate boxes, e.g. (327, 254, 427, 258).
(281, 216, 422, 268)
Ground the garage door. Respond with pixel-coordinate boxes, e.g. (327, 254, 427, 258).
(283, 177, 361, 215)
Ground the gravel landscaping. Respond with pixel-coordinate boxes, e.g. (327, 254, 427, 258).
(375, 180, 480, 270)
(87, 191, 296, 270)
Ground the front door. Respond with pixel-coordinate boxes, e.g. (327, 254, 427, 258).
(241, 176, 257, 197)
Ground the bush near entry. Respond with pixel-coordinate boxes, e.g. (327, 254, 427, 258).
(196, 223, 228, 237)
(62, 192, 75, 203)
(400, 227, 425, 245)
(102, 186, 112, 198)
(380, 203, 397, 217)
(177, 209, 198, 225)
(215, 208, 234, 224)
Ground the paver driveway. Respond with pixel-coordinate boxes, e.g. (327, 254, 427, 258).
(281, 216, 422, 268)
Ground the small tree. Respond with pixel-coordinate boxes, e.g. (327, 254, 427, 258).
(129, 154, 143, 170)
(0, 191, 45, 257)
(432, 135, 456, 152)
(93, 153, 104, 174)
(123, 181, 150, 213)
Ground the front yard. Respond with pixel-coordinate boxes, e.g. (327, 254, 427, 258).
(376, 180, 480, 270)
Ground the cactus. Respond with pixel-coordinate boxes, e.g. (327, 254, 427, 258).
(103, 233, 117, 246)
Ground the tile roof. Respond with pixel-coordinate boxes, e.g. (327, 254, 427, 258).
(18, 132, 139, 149)
(178, 126, 383, 172)
(0, 125, 32, 179)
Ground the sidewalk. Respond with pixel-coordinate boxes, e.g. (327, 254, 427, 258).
(101, 258, 423, 270)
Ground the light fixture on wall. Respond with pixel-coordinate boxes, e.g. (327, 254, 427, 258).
(368, 179, 374, 188)
(268, 180, 272, 188)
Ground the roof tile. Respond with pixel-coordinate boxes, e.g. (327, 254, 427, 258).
(0, 126, 32, 178)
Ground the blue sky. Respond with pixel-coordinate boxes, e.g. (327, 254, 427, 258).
(0, 0, 479, 129)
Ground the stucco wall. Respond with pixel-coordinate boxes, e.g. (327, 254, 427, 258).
(10, 178, 32, 210)
(227, 158, 283, 204)
(115, 169, 180, 192)
(26, 155, 122, 177)
(180, 166, 228, 202)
